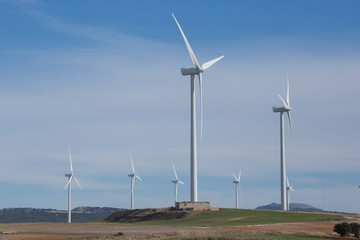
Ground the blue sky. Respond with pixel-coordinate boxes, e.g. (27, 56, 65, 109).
(0, 0, 360, 213)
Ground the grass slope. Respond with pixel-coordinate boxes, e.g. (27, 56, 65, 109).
(165, 235, 332, 240)
(133, 208, 343, 226)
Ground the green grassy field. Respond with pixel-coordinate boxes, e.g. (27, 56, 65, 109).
(165, 235, 332, 240)
(132, 208, 343, 227)
(50, 234, 333, 240)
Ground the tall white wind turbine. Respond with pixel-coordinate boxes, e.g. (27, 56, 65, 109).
(128, 152, 142, 210)
(171, 161, 184, 206)
(232, 171, 242, 209)
(172, 13, 224, 202)
(286, 177, 294, 210)
(64, 147, 81, 223)
(272, 77, 294, 211)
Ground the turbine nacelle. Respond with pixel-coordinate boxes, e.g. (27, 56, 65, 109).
(272, 106, 289, 113)
(172, 179, 184, 184)
(181, 67, 202, 76)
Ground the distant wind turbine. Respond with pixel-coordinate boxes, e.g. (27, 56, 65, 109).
(128, 152, 142, 210)
(232, 171, 242, 209)
(64, 147, 81, 223)
(172, 13, 224, 202)
(171, 161, 184, 206)
(272, 76, 294, 211)
(286, 177, 294, 210)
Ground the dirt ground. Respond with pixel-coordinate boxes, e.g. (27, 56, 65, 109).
(1, 212, 359, 240)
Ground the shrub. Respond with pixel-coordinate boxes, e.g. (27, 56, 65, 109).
(351, 222, 360, 238)
(334, 222, 351, 237)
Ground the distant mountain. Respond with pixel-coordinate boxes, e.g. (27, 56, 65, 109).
(256, 202, 323, 211)
(0, 207, 119, 223)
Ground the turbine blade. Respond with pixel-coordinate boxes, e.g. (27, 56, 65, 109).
(232, 173, 238, 181)
(135, 174, 142, 181)
(172, 13, 200, 69)
(64, 176, 72, 189)
(73, 176, 81, 189)
(277, 94, 288, 108)
(64, 181, 70, 189)
(286, 75, 290, 106)
(68, 147, 73, 173)
(286, 177, 290, 187)
(179, 180, 185, 185)
(171, 160, 179, 180)
(238, 171, 241, 181)
(286, 111, 294, 143)
(199, 73, 203, 142)
(201, 55, 224, 70)
(129, 151, 135, 174)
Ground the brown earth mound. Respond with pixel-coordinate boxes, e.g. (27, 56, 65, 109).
(104, 207, 193, 222)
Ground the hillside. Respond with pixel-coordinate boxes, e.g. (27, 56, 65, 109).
(256, 202, 323, 211)
(0, 206, 119, 223)
(105, 208, 342, 226)
(105, 208, 191, 222)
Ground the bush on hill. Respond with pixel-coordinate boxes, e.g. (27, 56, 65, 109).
(351, 222, 360, 238)
(334, 222, 360, 238)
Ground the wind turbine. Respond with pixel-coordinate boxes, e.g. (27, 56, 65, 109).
(128, 152, 142, 210)
(272, 76, 294, 211)
(171, 161, 184, 206)
(172, 13, 224, 202)
(232, 171, 242, 209)
(286, 177, 294, 210)
(64, 147, 81, 223)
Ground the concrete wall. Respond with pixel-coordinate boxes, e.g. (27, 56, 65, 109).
(176, 201, 210, 211)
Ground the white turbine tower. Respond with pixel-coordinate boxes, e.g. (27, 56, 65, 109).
(286, 177, 294, 210)
(171, 161, 184, 206)
(272, 77, 294, 211)
(172, 13, 224, 202)
(64, 147, 81, 223)
(232, 171, 242, 209)
(128, 152, 142, 210)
